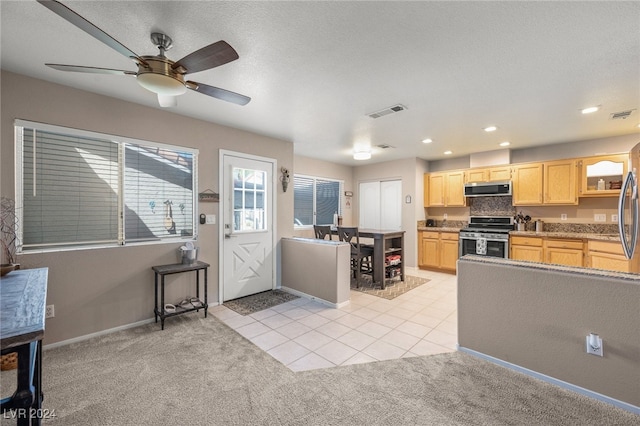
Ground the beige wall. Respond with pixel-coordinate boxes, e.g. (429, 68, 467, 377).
(353, 157, 425, 267)
(458, 257, 640, 407)
(1, 71, 294, 344)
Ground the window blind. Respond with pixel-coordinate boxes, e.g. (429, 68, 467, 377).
(293, 175, 342, 227)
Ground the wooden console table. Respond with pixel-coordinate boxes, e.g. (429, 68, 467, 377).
(152, 261, 209, 330)
(1, 268, 48, 425)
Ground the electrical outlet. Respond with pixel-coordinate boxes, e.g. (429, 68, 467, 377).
(561, 214, 567, 220)
(46, 304, 55, 318)
(443, 213, 448, 220)
(594, 214, 606, 222)
(586, 333, 603, 357)
(611, 214, 618, 222)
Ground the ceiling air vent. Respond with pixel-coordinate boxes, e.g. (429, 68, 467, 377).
(376, 144, 395, 149)
(367, 104, 407, 119)
(610, 109, 636, 120)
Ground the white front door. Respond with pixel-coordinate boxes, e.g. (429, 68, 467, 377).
(220, 151, 275, 301)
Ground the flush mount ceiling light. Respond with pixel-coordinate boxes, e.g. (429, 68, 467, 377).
(422, 138, 433, 144)
(484, 126, 497, 132)
(444, 150, 453, 155)
(499, 141, 510, 147)
(353, 149, 371, 160)
(581, 106, 600, 114)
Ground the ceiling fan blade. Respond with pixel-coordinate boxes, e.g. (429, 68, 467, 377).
(187, 81, 251, 106)
(46, 63, 136, 75)
(173, 41, 239, 75)
(37, 0, 146, 66)
(157, 94, 178, 108)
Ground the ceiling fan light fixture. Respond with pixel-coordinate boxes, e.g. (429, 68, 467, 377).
(137, 73, 187, 96)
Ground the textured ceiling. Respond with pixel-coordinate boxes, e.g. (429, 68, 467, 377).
(1, 1, 639, 165)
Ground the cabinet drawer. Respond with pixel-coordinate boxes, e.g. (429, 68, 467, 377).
(423, 231, 439, 239)
(510, 236, 542, 246)
(544, 239, 584, 250)
(440, 232, 459, 241)
(588, 240, 624, 256)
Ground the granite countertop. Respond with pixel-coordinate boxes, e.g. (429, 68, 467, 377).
(510, 230, 621, 242)
(417, 226, 462, 233)
(417, 227, 621, 241)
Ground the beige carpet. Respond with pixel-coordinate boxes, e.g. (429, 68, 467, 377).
(351, 275, 430, 300)
(9, 313, 636, 425)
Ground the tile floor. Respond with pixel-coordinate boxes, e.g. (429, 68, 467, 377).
(210, 267, 458, 372)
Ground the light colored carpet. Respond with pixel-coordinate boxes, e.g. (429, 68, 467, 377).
(224, 289, 299, 315)
(351, 275, 430, 300)
(8, 313, 637, 425)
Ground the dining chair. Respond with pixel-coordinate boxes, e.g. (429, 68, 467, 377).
(313, 225, 332, 240)
(337, 227, 373, 288)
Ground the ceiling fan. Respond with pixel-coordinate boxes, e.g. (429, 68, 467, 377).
(37, 0, 251, 108)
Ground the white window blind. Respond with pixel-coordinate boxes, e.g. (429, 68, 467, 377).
(15, 120, 197, 251)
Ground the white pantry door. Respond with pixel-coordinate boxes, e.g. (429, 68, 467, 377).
(220, 151, 275, 301)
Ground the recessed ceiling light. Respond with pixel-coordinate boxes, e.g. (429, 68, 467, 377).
(422, 138, 433, 144)
(581, 106, 599, 114)
(444, 150, 453, 155)
(499, 141, 510, 147)
(484, 126, 497, 132)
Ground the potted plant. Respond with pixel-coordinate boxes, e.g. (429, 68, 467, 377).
(1, 196, 20, 276)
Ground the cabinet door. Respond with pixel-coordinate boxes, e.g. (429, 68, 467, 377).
(579, 154, 627, 197)
(440, 239, 459, 271)
(422, 238, 440, 268)
(511, 245, 543, 262)
(512, 163, 543, 205)
(544, 160, 578, 205)
(545, 247, 584, 267)
(446, 171, 466, 206)
(588, 252, 630, 272)
(466, 169, 487, 183)
(428, 174, 445, 207)
(488, 166, 511, 181)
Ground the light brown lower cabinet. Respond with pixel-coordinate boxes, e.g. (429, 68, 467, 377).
(587, 240, 631, 273)
(510, 236, 543, 262)
(543, 239, 584, 267)
(419, 231, 459, 272)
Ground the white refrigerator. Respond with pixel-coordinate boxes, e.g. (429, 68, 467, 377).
(618, 142, 640, 272)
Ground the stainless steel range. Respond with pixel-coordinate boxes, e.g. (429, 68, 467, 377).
(459, 216, 513, 258)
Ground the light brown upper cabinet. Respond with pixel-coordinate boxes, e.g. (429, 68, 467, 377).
(425, 171, 466, 207)
(543, 159, 578, 205)
(512, 163, 543, 205)
(464, 166, 511, 183)
(578, 154, 627, 197)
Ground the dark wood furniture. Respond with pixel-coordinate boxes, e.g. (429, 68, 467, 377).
(358, 229, 405, 289)
(337, 227, 373, 288)
(313, 225, 333, 240)
(1, 268, 48, 425)
(152, 261, 209, 330)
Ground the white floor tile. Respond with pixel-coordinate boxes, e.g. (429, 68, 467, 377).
(394, 321, 432, 339)
(235, 321, 271, 339)
(333, 313, 368, 329)
(337, 329, 377, 351)
(380, 329, 421, 351)
(288, 352, 336, 371)
(341, 352, 378, 366)
(297, 313, 332, 329)
(223, 314, 256, 330)
(356, 321, 392, 339)
(249, 330, 290, 351)
(275, 321, 313, 339)
(314, 340, 359, 365)
(250, 308, 279, 321)
(315, 321, 352, 339)
(362, 340, 406, 361)
(267, 340, 311, 366)
(294, 330, 334, 351)
(260, 313, 294, 329)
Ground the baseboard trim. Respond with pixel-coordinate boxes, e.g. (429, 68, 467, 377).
(458, 346, 640, 415)
(43, 318, 156, 350)
(280, 286, 350, 309)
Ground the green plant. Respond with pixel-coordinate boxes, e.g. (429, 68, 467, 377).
(0, 197, 19, 265)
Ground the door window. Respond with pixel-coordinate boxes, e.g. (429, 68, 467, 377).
(233, 167, 266, 231)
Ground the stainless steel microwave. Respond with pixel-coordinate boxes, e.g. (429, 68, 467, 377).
(463, 180, 512, 197)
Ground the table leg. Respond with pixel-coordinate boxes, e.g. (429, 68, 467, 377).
(160, 275, 165, 330)
(154, 272, 158, 323)
(204, 267, 208, 318)
(373, 236, 385, 289)
(195, 269, 200, 312)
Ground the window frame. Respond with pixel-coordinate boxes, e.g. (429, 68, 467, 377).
(14, 119, 199, 254)
(293, 173, 343, 229)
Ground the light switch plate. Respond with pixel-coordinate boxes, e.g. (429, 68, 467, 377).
(561, 214, 567, 220)
(205, 214, 216, 224)
(611, 214, 618, 222)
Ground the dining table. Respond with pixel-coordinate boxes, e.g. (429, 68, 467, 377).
(333, 228, 405, 289)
